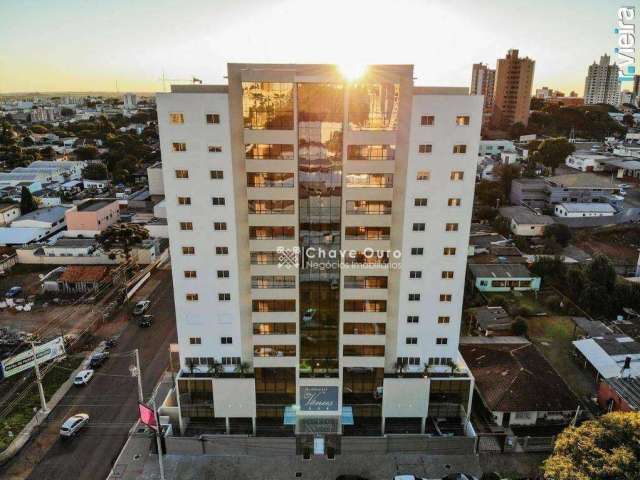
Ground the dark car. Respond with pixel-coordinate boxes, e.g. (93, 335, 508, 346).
(138, 314, 153, 328)
(132, 300, 151, 316)
(89, 352, 110, 368)
(5, 286, 22, 298)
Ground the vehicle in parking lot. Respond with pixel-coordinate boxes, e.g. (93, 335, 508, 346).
(5, 286, 22, 298)
(89, 352, 109, 368)
(73, 369, 94, 386)
(132, 299, 151, 316)
(60, 413, 89, 437)
(138, 314, 153, 328)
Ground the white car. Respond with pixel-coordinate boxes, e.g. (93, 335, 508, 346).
(73, 369, 94, 386)
(60, 413, 89, 437)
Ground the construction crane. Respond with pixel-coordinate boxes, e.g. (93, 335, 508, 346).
(159, 72, 202, 92)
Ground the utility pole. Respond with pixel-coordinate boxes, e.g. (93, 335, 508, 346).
(31, 342, 49, 414)
(134, 348, 144, 403)
(152, 397, 165, 480)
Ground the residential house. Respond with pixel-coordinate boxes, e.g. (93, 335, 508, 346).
(501, 206, 554, 236)
(598, 377, 640, 412)
(573, 334, 640, 381)
(65, 198, 120, 237)
(58, 265, 111, 293)
(0, 204, 20, 226)
(468, 264, 541, 292)
(554, 203, 616, 217)
(468, 306, 514, 336)
(11, 205, 70, 236)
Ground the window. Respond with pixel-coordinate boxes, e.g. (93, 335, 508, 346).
(221, 357, 241, 365)
(445, 223, 459, 232)
(418, 144, 433, 154)
(406, 337, 418, 345)
(343, 345, 385, 357)
(250, 251, 282, 265)
(438, 316, 450, 324)
(214, 222, 227, 231)
(408, 293, 421, 301)
(184, 270, 197, 278)
(414, 198, 428, 207)
(175, 169, 189, 179)
(436, 337, 448, 345)
(343, 276, 388, 289)
(450, 171, 464, 180)
(172, 142, 186, 152)
(345, 173, 393, 188)
(397, 356, 420, 366)
(254, 345, 296, 357)
(179, 222, 193, 231)
(412, 223, 426, 231)
(208, 145, 222, 153)
(182, 246, 195, 255)
(348, 83, 399, 131)
(252, 300, 296, 312)
(206, 113, 220, 124)
(210, 170, 224, 179)
(428, 356, 452, 366)
(443, 247, 456, 256)
(456, 115, 470, 126)
(247, 172, 294, 188)
(253, 323, 297, 335)
(242, 82, 294, 130)
(245, 143, 294, 160)
(178, 196, 191, 205)
(252, 275, 296, 289)
(411, 247, 424, 255)
(344, 226, 390, 240)
(416, 171, 430, 180)
(343, 323, 386, 335)
(448, 198, 461, 206)
(453, 145, 467, 154)
(347, 144, 395, 161)
(189, 337, 201, 345)
(249, 226, 295, 240)
(248, 200, 295, 214)
(212, 197, 226, 206)
(217, 270, 230, 278)
(169, 113, 184, 124)
(439, 294, 452, 302)
(186, 293, 199, 301)
(421, 115, 435, 126)
(344, 300, 387, 312)
(218, 293, 231, 301)
(407, 315, 419, 323)
(409, 271, 422, 279)
(441, 271, 454, 279)
(221, 337, 232, 344)
(346, 200, 392, 215)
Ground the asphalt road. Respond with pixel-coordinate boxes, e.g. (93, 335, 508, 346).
(2, 267, 176, 480)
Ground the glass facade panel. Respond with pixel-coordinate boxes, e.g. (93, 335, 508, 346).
(242, 82, 294, 130)
(348, 83, 400, 131)
(245, 143, 294, 159)
(347, 144, 395, 161)
(298, 83, 344, 376)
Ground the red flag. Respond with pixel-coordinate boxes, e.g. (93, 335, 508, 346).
(138, 402, 157, 431)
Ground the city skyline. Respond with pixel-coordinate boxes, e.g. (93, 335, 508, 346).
(0, 0, 632, 94)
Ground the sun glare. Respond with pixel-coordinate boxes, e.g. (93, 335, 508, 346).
(338, 63, 368, 81)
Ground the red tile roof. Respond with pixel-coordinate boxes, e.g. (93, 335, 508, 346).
(59, 265, 109, 283)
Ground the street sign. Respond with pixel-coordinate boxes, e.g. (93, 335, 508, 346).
(0, 336, 65, 380)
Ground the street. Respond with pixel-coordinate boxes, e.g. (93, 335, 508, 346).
(0, 267, 176, 480)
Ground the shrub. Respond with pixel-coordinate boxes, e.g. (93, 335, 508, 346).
(488, 295, 507, 307)
(513, 317, 528, 336)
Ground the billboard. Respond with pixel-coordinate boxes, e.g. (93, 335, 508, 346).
(0, 336, 66, 380)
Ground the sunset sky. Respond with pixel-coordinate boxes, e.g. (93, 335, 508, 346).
(0, 0, 633, 94)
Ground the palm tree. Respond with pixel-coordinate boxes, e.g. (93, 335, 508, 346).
(236, 361, 252, 377)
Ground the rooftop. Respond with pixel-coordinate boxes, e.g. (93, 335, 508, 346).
(546, 172, 619, 189)
(0, 227, 49, 245)
(59, 265, 109, 283)
(76, 198, 117, 212)
(605, 377, 640, 410)
(500, 206, 555, 225)
(468, 263, 535, 278)
(573, 336, 640, 379)
(14, 206, 69, 223)
(468, 306, 513, 330)
(48, 237, 96, 248)
(557, 203, 616, 213)
(460, 342, 578, 412)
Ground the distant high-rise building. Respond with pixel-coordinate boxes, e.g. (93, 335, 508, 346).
(470, 63, 495, 129)
(123, 93, 137, 109)
(583, 54, 621, 106)
(492, 49, 535, 129)
(633, 75, 640, 96)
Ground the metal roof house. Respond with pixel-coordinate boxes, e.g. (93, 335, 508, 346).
(468, 264, 541, 292)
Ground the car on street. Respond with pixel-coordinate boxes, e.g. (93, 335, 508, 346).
(60, 413, 89, 438)
(5, 286, 22, 298)
(132, 299, 151, 316)
(73, 369, 94, 386)
(89, 352, 109, 368)
(138, 314, 153, 328)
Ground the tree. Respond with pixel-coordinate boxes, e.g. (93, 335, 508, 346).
(476, 206, 498, 221)
(82, 162, 108, 180)
(475, 180, 505, 207)
(543, 412, 640, 480)
(537, 137, 575, 174)
(508, 121, 527, 139)
(74, 145, 99, 161)
(530, 97, 545, 111)
(97, 224, 149, 261)
(512, 317, 528, 336)
(585, 254, 617, 292)
(623, 113, 635, 128)
(494, 163, 521, 200)
(30, 125, 47, 134)
(544, 223, 572, 247)
(19, 186, 37, 214)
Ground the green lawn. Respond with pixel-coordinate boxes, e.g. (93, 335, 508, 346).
(0, 355, 83, 451)
(483, 291, 547, 315)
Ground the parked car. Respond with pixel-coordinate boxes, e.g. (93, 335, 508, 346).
(89, 352, 109, 368)
(73, 369, 94, 386)
(5, 286, 22, 298)
(132, 300, 151, 316)
(138, 314, 153, 328)
(60, 413, 89, 438)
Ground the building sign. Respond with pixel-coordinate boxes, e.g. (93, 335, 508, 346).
(0, 336, 66, 380)
(300, 386, 338, 411)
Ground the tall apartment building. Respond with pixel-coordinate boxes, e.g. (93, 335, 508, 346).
(157, 64, 482, 448)
(470, 63, 495, 130)
(492, 49, 535, 129)
(584, 54, 621, 107)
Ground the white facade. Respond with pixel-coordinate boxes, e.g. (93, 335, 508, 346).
(554, 203, 616, 217)
(478, 140, 515, 156)
(584, 55, 621, 106)
(147, 162, 164, 195)
(565, 152, 610, 172)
